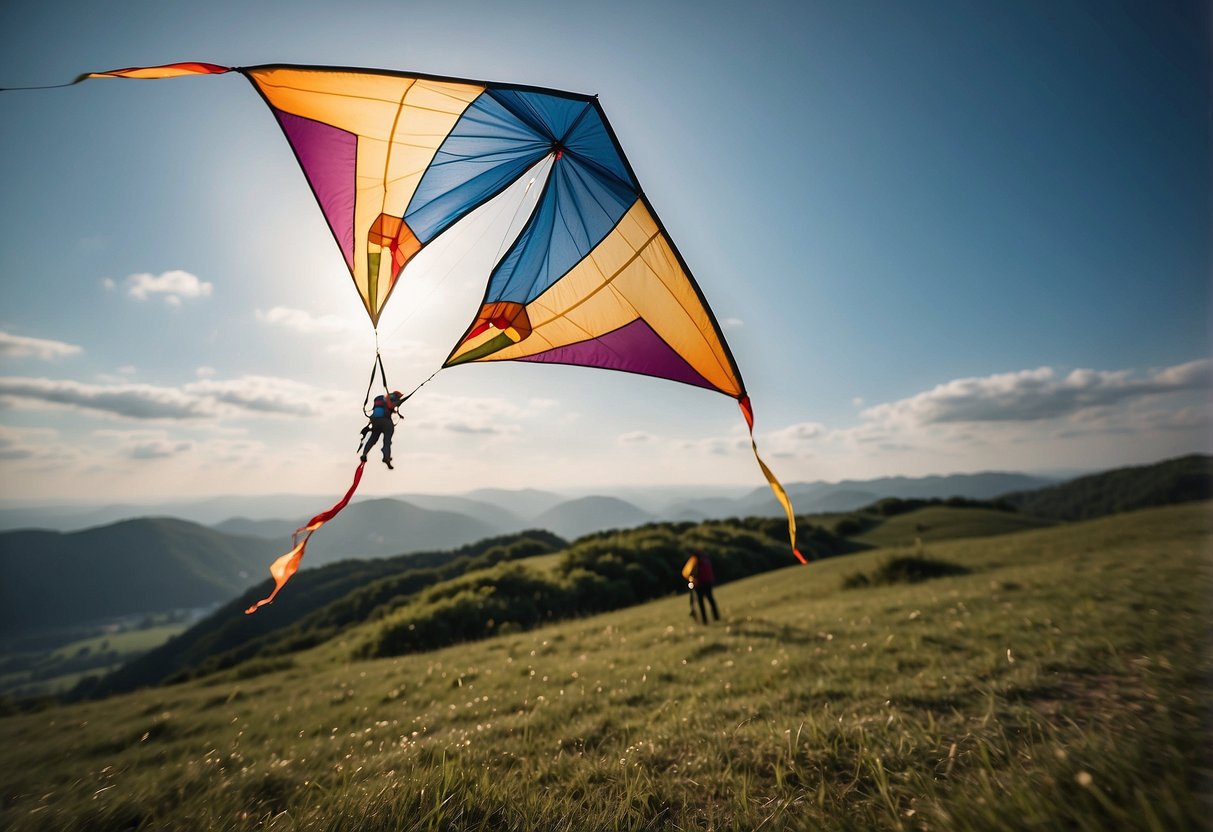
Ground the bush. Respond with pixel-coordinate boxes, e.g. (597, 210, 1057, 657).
(842, 555, 971, 589)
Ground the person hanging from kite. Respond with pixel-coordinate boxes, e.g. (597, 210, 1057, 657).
(360, 389, 404, 469)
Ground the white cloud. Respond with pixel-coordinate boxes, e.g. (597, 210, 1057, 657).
(123, 270, 213, 305)
(767, 421, 825, 444)
(676, 435, 749, 457)
(0, 424, 58, 461)
(0, 376, 206, 419)
(184, 375, 340, 416)
(617, 431, 656, 445)
(256, 306, 360, 335)
(668, 357, 1213, 483)
(131, 438, 195, 460)
(860, 359, 1213, 426)
(92, 429, 266, 464)
(0, 331, 83, 361)
(408, 392, 559, 438)
(0, 373, 342, 421)
(721, 317, 744, 329)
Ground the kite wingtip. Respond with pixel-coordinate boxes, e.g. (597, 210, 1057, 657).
(793, 548, 808, 565)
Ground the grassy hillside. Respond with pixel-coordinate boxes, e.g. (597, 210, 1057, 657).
(853, 505, 1054, 548)
(1, 503, 1208, 831)
(56, 506, 1067, 699)
(79, 520, 852, 697)
(0, 621, 191, 699)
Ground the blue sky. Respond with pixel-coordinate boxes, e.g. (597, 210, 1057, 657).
(1, 0, 1209, 504)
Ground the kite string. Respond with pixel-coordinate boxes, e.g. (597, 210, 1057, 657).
(0, 81, 79, 92)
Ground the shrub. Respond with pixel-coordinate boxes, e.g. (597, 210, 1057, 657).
(842, 555, 971, 589)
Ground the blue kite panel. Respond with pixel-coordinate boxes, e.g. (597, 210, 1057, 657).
(406, 93, 551, 242)
(564, 107, 635, 189)
(489, 88, 587, 145)
(489, 153, 638, 304)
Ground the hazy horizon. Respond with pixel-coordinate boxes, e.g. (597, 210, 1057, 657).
(0, 455, 1146, 511)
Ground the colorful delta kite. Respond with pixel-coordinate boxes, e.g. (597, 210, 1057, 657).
(46, 62, 807, 607)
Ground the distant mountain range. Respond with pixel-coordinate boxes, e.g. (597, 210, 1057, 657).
(2, 456, 1207, 638)
(0, 470, 1058, 539)
(212, 498, 501, 566)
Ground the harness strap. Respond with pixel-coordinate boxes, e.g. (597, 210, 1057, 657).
(362, 352, 389, 417)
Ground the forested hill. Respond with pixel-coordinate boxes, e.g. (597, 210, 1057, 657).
(0, 518, 283, 633)
(78, 530, 567, 698)
(999, 454, 1212, 520)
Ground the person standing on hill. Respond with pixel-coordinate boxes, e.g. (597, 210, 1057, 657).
(686, 551, 720, 624)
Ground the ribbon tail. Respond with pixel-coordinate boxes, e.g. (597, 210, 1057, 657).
(739, 397, 806, 564)
(245, 537, 310, 614)
(82, 62, 232, 82)
(246, 461, 366, 614)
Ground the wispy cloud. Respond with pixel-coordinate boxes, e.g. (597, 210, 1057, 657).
(0, 424, 58, 461)
(0, 374, 341, 421)
(256, 306, 360, 335)
(184, 376, 335, 416)
(92, 429, 266, 464)
(128, 436, 195, 460)
(109, 270, 213, 306)
(676, 435, 749, 457)
(666, 357, 1213, 481)
(0, 331, 83, 361)
(860, 359, 1212, 426)
(409, 392, 559, 438)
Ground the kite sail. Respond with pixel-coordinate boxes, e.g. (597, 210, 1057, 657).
(32, 62, 807, 607)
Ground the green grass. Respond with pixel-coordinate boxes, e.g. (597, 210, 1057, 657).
(47, 624, 190, 661)
(852, 506, 1054, 549)
(1, 503, 1209, 831)
(1, 623, 191, 699)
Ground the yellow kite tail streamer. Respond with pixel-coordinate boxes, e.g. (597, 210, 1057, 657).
(246, 460, 367, 614)
(739, 397, 806, 564)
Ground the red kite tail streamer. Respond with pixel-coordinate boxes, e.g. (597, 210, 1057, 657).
(246, 460, 366, 614)
(739, 397, 806, 564)
(1, 62, 232, 92)
(80, 62, 233, 82)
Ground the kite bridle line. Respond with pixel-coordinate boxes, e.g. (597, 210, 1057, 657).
(361, 347, 391, 419)
(368, 154, 551, 416)
(376, 154, 552, 354)
(361, 336, 440, 420)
